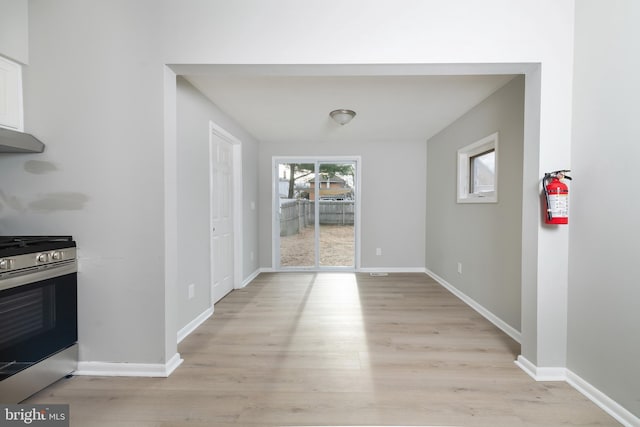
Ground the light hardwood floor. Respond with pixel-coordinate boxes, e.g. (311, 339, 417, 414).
(26, 273, 619, 426)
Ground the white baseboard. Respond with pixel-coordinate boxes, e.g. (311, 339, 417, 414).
(426, 268, 638, 425)
(75, 353, 183, 378)
(425, 268, 521, 343)
(177, 306, 213, 344)
(164, 353, 183, 376)
(241, 268, 261, 287)
(566, 369, 640, 427)
(514, 355, 538, 380)
(178, 270, 260, 345)
(515, 356, 639, 427)
(514, 355, 565, 381)
(358, 267, 427, 273)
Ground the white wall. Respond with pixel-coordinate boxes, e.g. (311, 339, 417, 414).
(0, 0, 28, 64)
(176, 77, 259, 330)
(569, 0, 640, 417)
(258, 140, 427, 270)
(426, 76, 524, 331)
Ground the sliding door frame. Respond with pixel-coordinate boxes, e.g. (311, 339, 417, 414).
(272, 156, 361, 271)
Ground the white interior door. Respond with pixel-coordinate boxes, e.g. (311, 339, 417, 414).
(211, 132, 234, 303)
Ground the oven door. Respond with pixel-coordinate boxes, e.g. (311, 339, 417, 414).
(0, 271, 77, 380)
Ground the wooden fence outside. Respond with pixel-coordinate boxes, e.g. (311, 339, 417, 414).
(280, 200, 355, 236)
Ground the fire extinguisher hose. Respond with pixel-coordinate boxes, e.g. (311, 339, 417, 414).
(543, 174, 553, 222)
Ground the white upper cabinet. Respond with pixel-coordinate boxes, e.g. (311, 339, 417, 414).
(0, 56, 23, 131)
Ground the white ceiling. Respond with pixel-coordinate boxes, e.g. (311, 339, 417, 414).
(184, 71, 516, 144)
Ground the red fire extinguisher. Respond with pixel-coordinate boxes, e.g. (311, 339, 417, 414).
(543, 170, 571, 224)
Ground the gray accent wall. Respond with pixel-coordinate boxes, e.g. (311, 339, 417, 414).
(426, 76, 524, 331)
(176, 77, 259, 331)
(569, 0, 640, 416)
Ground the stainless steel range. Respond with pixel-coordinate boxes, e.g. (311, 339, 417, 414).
(0, 236, 78, 403)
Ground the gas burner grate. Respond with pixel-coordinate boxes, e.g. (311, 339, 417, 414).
(0, 236, 73, 249)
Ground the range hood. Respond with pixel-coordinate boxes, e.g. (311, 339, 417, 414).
(0, 127, 45, 153)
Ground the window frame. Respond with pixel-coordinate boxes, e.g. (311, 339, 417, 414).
(457, 132, 498, 203)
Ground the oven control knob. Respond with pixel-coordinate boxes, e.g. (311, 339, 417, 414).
(51, 251, 63, 261)
(0, 258, 13, 269)
(37, 253, 49, 262)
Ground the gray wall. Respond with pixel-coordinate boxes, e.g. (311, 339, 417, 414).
(426, 76, 524, 331)
(176, 77, 211, 329)
(259, 140, 427, 270)
(568, 0, 640, 416)
(176, 77, 259, 330)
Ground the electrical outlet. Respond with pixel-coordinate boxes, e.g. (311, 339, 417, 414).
(457, 262, 463, 274)
(376, 248, 382, 256)
(188, 284, 195, 299)
(250, 251, 254, 261)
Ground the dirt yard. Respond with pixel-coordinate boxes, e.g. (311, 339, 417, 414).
(280, 224, 354, 267)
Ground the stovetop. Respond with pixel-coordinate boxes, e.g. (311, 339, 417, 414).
(0, 236, 76, 257)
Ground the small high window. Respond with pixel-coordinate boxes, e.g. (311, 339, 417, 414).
(457, 132, 498, 203)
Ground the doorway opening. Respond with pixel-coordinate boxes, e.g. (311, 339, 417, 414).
(273, 157, 360, 271)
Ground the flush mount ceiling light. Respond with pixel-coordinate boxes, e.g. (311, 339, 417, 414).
(329, 109, 356, 126)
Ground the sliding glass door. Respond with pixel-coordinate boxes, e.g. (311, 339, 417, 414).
(274, 158, 358, 270)
(277, 161, 316, 268)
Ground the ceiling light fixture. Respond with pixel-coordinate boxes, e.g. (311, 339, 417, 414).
(329, 109, 356, 126)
